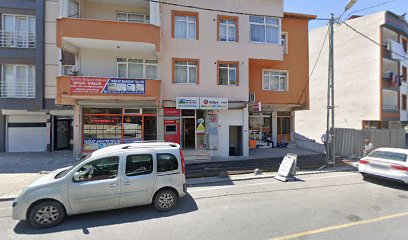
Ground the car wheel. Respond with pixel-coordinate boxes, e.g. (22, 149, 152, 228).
(28, 200, 65, 229)
(361, 173, 368, 180)
(153, 189, 178, 212)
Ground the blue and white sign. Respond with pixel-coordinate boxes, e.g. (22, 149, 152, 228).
(102, 78, 145, 95)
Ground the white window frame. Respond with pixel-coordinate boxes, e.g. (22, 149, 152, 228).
(174, 61, 197, 84)
(1, 14, 36, 48)
(174, 15, 197, 39)
(219, 63, 237, 86)
(249, 16, 281, 45)
(0, 64, 35, 98)
(116, 12, 150, 23)
(219, 18, 237, 42)
(262, 70, 288, 91)
(281, 32, 288, 54)
(116, 58, 158, 79)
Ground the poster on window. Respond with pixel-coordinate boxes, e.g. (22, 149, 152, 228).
(208, 113, 218, 150)
(83, 139, 122, 151)
(70, 77, 145, 95)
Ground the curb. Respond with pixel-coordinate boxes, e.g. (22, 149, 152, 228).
(0, 197, 16, 202)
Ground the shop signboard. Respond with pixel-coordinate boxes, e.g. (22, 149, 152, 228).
(164, 108, 181, 117)
(70, 77, 145, 95)
(176, 97, 200, 109)
(208, 113, 218, 150)
(200, 97, 228, 110)
(252, 102, 262, 112)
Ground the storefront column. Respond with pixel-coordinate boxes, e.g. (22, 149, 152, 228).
(272, 111, 278, 143)
(157, 108, 164, 141)
(291, 111, 295, 140)
(0, 113, 5, 152)
(243, 106, 249, 157)
(73, 104, 82, 159)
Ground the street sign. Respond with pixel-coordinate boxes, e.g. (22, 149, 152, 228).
(275, 153, 298, 182)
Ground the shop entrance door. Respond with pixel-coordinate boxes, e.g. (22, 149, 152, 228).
(229, 126, 243, 156)
(182, 118, 195, 149)
(54, 118, 72, 150)
(277, 116, 291, 142)
(144, 116, 157, 141)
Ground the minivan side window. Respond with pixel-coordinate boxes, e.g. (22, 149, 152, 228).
(74, 156, 119, 182)
(126, 154, 153, 176)
(157, 153, 179, 172)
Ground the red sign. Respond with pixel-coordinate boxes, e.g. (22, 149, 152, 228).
(164, 120, 177, 124)
(89, 118, 118, 124)
(71, 77, 108, 94)
(164, 108, 181, 117)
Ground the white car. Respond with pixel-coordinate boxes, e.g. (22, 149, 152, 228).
(358, 147, 408, 183)
(12, 142, 187, 228)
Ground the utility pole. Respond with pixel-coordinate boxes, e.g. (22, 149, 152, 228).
(326, 13, 335, 167)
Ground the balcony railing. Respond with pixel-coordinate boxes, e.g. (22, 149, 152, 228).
(383, 104, 398, 111)
(0, 82, 35, 98)
(0, 31, 36, 48)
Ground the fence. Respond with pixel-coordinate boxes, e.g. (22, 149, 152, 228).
(0, 31, 36, 48)
(334, 128, 406, 159)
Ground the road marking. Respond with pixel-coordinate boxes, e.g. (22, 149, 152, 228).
(271, 211, 408, 240)
(189, 172, 358, 192)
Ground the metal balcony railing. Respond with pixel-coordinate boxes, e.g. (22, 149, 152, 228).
(0, 82, 35, 98)
(0, 31, 36, 48)
(383, 104, 398, 111)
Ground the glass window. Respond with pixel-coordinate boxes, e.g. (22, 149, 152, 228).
(1, 64, 35, 98)
(74, 157, 120, 182)
(126, 154, 153, 176)
(175, 61, 197, 84)
(219, 18, 237, 42)
(157, 153, 179, 172)
(117, 12, 149, 23)
(263, 70, 288, 91)
(368, 151, 407, 162)
(123, 116, 143, 143)
(117, 58, 157, 79)
(2, 14, 36, 48)
(174, 15, 197, 39)
(83, 108, 122, 114)
(250, 16, 280, 44)
(219, 63, 237, 86)
(281, 32, 288, 54)
(83, 116, 122, 151)
(165, 125, 177, 134)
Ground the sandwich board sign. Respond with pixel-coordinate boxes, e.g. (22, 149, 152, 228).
(275, 153, 298, 182)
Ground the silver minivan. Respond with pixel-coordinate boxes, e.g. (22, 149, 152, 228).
(12, 142, 187, 228)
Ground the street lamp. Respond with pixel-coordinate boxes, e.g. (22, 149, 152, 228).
(326, 0, 358, 168)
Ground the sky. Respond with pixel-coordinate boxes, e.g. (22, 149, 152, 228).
(284, 0, 408, 30)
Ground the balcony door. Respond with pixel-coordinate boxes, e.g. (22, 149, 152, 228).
(2, 15, 35, 48)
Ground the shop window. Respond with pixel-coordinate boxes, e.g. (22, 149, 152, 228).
(124, 108, 142, 114)
(83, 116, 122, 151)
(157, 153, 179, 172)
(123, 116, 142, 143)
(125, 154, 153, 176)
(143, 108, 157, 114)
(182, 110, 195, 117)
(83, 108, 122, 114)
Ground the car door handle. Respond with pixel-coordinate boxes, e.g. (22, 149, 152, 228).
(109, 183, 118, 187)
(124, 181, 132, 185)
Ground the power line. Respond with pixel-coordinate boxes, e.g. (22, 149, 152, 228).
(341, 21, 408, 61)
(145, 0, 329, 21)
(343, 0, 398, 21)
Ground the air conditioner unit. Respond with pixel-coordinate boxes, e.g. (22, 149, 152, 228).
(249, 92, 256, 103)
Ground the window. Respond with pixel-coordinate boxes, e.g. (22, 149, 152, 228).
(165, 125, 177, 134)
(263, 70, 288, 91)
(250, 16, 281, 44)
(172, 11, 199, 39)
(126, 154, 153, 176)
(173, 59, 199, 84)
(402, 94, 407, 111)
(63, 65, 75, 76)
(2, 14, 36, 48)
(402, 37, 407, 54)
(281, 32, 288, 54)
(157, 153, 179, 172)
(117, 12, 149, 23)
(368, 150, 407, 162)
(74, 157, 120, 182)
(403, 66, 407, 82)
(218, 16, 238, 42)
(117, 58, 157, 79)
(218, 61, 238, 86)
(0, 64, 35, 98)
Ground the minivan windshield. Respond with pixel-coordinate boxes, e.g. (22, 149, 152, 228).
(54, 154, 92, 179)
(367, 150, 407, 162)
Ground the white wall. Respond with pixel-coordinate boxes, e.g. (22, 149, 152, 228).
(45, 0, 60, 99)
(296, 12, 385, 143)
(215, 108, 249, 157)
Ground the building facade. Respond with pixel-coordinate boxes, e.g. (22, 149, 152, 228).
(17, 0, 314, 158)
(296, 11, 408, 143)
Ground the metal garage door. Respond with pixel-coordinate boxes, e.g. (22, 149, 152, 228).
(7, 115, 47, 152)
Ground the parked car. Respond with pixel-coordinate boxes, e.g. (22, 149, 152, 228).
(12, 142, 187, 229)
(358, 147, 408, 184)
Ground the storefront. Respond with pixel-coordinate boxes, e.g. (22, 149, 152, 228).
(82, 107, 157, 152)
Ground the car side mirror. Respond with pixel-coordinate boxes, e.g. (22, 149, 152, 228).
(73, 172, 81, 182)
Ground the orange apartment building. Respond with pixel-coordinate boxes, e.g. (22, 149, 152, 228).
(52, 0, 315, 158)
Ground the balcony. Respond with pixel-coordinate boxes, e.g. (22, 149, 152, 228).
(56, 18, 160, 52)
(0, 31, 36, 48)
(56, 76, 161, 105)
(382, 39, 406, 61)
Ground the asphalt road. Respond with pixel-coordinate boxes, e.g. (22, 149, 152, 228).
(1, 171, 408, 240)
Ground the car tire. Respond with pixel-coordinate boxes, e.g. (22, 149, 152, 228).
(28, 200, 65, 229)
(361, 173, 368, 180)
(153, 189, 178, 212)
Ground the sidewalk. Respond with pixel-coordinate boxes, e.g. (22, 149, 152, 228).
(0, 162, 357, 201)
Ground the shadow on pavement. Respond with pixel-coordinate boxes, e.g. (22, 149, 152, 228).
(13, 193, 198, 235)
(363, 176, 408, 191)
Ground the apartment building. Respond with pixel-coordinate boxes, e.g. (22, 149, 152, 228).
(0, 0, 49, 152)
(296, 11, 408, 143)
(53, 0, 313, 158)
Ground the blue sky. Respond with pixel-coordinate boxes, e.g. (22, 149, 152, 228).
(284, 0, 408, 30)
